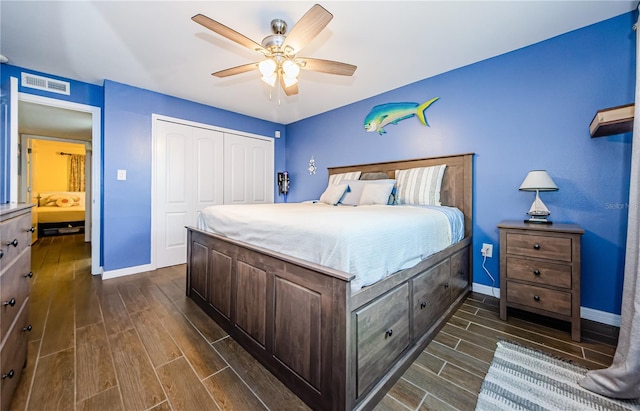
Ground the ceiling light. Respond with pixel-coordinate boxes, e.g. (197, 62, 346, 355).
(261, 73, 277, 87)
(259, 59, 276, 76)
(282, 75, 298, 88)
(282, 60, 300, 78)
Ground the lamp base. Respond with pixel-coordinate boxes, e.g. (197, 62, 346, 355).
(524, 216, 552, 224)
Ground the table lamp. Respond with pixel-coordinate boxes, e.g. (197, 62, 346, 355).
(519, 170, 558, 224)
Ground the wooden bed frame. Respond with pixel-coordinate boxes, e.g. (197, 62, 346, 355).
(186, 153, 474, 411)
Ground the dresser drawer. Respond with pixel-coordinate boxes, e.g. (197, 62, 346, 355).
(0, 251, 31, 339)
(506, 257, 572, 289)
(0, 213, 32, 272)
(355, 283, 409, 398)
(412, 260, 450, 339)
(506, 233, 572, 262)
(0, 302, 29, 411)
(506, 282, 572, 316)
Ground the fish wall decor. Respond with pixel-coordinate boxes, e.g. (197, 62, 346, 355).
(364, 97, 439, 135)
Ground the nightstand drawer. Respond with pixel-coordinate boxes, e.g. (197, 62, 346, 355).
(506, 257, 572, 289)
(506, 282, 571, 316)
(506, 233, 572, 262)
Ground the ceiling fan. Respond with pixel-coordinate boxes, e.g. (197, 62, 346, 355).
(192, 4, 357, 96)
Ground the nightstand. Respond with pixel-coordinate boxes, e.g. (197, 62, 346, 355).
(498, 220, 584, 341)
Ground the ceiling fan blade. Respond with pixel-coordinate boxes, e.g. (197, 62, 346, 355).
(280, 75, 299, 96)
(297, 57, 357, 76)
(212, 63, 259, 78)
(281, 4, 333, 55)
(192, 14, 268, 55)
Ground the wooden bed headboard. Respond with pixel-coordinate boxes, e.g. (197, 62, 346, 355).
(327, 153, 474, 237)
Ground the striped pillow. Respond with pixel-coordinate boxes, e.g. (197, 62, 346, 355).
(329, 171, 361, 185)
(395, 165, 446, 206)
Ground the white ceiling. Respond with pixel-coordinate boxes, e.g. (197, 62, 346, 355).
(1, 1, 636, 135)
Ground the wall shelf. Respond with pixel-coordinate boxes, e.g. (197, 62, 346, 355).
(590, 103, 634, 137)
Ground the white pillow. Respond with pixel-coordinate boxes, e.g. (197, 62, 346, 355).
(358, 182, 396, 205)
(395, 165, 446, 206)
(319, 183, 348, 205)
(340, 179, 396, 205)
(329, 171, 361, 185)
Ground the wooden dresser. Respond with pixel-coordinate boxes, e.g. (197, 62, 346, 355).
(0, 204, 34, 411)
(498, 220, 584, 341)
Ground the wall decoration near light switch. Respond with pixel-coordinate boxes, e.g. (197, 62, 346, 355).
(117, 169, 127, 180)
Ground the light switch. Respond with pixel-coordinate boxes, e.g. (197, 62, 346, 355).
(117, 169, 127, 181)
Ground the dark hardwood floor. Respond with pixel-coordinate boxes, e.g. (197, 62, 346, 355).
(9, 234, 616, 411)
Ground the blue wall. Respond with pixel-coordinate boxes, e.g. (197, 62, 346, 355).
(102, 80, 284, 271)
(285, 13, 635, 316)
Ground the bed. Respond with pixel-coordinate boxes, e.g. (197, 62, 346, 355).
(34, 191, 85, 236)
(186, 153, 474, 411)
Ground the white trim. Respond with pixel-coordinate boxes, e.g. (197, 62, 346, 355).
(472, 282, 622, 327)
(17, 92, 102, 275)
(581, 306, 621, 327)
(9, 77, 18, 203)
(472, 282, 500, 298)
(102, 263, 152, 280)
(153, 114, 272, 142)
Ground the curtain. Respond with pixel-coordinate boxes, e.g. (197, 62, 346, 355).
(578, 8, 640, 400)
(69, 154, 85, 192)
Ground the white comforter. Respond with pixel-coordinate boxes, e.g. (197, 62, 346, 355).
(197, 202, 464, 291)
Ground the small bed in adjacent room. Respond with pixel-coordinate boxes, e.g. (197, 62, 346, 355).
(34, 191, 86, 236)
(186, 153, 474, 411)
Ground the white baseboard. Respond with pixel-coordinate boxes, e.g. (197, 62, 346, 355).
(471, 283, 621, 327)
(102, 263, 153, 280)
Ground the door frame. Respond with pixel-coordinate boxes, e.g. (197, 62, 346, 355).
(15, 93, 102, 275)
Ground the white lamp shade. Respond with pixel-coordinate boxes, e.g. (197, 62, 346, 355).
(519, 170, 558, 191)
(282, 59, 300, 78)
(259, 59, 277, 76)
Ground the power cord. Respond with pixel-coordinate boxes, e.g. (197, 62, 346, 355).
(481, 254, 497, 299)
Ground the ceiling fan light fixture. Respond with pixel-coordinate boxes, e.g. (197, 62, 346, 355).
(283, 75, 298, 88)
(261, 73, 277, 87)
(259, 59, 277, 76)
(282, 60, 300, 79)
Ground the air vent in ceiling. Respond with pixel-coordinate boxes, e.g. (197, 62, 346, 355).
(21, 73, 70, 95)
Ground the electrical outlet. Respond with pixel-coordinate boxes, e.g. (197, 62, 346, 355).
(481, 243, 493, 258)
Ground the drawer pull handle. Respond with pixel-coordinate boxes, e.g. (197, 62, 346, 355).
(0, 249, 3, 259)
(2, 370, 15, 380)
(458, 270, 465, 277)
(24, 272, 34, 278)
(7, 239, 18, 247)
(420, 302, 427, 309)
(444, 282, 449, 289)
(27, 227, 35, 233)
(533, 244, 541, 250)
(22, 324, 33, 332)
(385, 329, 393, 338)
(533, 295, 540, 302)
(3, 298, 16, 307)
(533, 269, 541, 276)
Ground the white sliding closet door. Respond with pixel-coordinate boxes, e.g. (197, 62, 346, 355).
(224, 133, 274, 204)
(155, 120, 224, 268)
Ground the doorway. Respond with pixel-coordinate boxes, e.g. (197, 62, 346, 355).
(16, 93, 102, 275)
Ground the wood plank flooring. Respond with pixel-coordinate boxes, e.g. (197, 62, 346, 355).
(9, 234, 616, 411)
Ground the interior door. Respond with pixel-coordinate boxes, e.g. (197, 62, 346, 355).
(155, 120, 224, 268)
(224, 133, 274, 204)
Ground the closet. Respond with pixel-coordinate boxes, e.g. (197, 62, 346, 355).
(154, 119, 274, 268)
